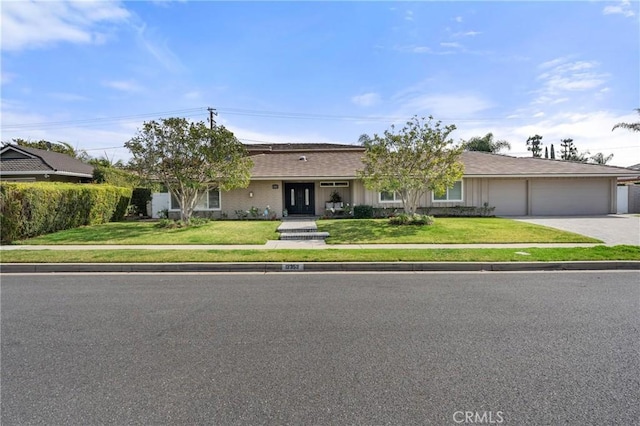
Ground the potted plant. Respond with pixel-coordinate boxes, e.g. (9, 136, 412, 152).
(328, 190, 343, 209)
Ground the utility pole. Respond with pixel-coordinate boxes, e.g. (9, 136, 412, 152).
(207, 107, 218, 130)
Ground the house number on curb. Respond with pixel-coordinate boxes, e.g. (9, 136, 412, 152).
(282, 263, 304, 271)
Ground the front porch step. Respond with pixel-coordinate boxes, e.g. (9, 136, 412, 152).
(279, 232, 330, 240)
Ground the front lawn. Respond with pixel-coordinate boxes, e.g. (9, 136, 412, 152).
(1, 246, 638, 263)
(318, 218, 601, 244)
(16, 221, 280, 245)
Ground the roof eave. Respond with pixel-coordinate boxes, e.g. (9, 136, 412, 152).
(0, 170, 93, 178)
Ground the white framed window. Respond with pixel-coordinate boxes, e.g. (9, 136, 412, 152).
(320, 181, 349, 187)
(170, 188, 221, 210)
(432, 181, 463, 202)
(379, 191, 401, 203)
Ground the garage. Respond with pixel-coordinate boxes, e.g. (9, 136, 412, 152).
(530, 178, 611, 215)
(488, 179, 527, 216)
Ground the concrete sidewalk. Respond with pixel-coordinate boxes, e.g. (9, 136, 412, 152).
(0, 242, 607, 250)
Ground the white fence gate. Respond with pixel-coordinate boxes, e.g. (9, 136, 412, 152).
(617, 186, 629, 214)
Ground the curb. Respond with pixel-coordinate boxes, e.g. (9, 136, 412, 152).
(1, 261, 639, 273)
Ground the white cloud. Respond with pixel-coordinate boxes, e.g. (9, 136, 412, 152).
(405, 10, 414, 21)
(1, 72, 15, 85)
(135, 24, 186, 74)
(351, 92, 381, 107)
(102, 80, 144, 92)
(1, 0, 130, 51)
(603, 0, 636, 18)
(533, 58, 609, 104)
(392, 91, 493, 120)
(440, 42, 462, 48)
(457, 110, 640, 167)
(48, 92, 89, 102)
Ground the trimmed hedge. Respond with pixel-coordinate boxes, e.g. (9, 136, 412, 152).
(0, 182, 131, 243)
(353, 205, 374, 219)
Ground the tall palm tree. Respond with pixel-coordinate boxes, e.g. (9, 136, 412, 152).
(612, 108, 640, 132)
(463, 132, 511, 153)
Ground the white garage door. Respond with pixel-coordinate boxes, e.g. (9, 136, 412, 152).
(530, 179, 611, 215)
(488, 179, 527, 216)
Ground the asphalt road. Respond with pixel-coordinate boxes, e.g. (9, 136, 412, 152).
(2, 272, 639, 425)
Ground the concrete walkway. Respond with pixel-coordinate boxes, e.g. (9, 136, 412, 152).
(0, 242, 606, 251)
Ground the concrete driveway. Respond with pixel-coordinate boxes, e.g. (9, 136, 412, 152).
(512, 215, 640, 245)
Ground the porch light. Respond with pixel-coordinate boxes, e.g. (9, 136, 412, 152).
(249, 191, 254, 198)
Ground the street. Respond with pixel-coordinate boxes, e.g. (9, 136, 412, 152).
(2, 272, 639, 425)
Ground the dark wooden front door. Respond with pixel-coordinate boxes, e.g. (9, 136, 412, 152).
(284, 183, 315, 215)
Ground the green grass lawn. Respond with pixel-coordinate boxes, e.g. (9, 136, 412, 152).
(318, 218, 601, 244)
(13, 217, 600, 246)
(1, 246, 638, 263)
(16, 220, 280, 245)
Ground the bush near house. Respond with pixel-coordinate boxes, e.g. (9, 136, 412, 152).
(0, 182, 131, 243)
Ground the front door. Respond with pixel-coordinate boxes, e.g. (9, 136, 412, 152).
(284, 183, 315, 215)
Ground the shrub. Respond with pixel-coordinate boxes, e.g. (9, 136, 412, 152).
(130, 188, 152, 216)
(353, 204, 374, 219)
(0, 182, 131, 243)
(389, 213, 435, 226)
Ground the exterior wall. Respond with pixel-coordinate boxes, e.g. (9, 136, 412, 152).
(627, 184, 640, 213)
(223, 181, 283, 218)
(355, 176, 617, 216)
(152, 176, 621, 218)
(357, 178, 482, 210)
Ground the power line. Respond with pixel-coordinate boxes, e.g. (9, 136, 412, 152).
(3, 105, 545, 132)
(2, 108, 208, 131)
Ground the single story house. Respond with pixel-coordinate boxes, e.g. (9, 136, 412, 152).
(0, 144, 94, 183)
(151, 143, 639, 218)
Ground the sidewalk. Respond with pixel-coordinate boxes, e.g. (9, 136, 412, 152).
(0, 241, 606, 250)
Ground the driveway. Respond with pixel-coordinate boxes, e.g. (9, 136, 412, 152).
(512, 214, 639, 245)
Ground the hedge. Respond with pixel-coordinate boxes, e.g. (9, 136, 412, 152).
(0, 182, 132, 243)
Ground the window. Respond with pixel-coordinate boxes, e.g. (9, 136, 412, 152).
(170, 188, 221, 210)
(432, 181, 463, 202)
(379, 191, 401, 203)
(320, 181, 349, 187)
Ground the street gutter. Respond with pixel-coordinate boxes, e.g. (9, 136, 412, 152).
(2, 261, 639, 273)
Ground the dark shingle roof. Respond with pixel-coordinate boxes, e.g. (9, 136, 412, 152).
(249, 148, 637, 179)
(0, 144, 94, 176)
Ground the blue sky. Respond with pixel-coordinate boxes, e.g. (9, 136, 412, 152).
(2, 0, 639, 166)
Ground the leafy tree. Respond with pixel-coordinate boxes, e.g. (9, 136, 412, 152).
(9, 138, 89, 160)
(612, 108, 640, 132)
(125, 117, 253, 222)
(590, 152, 614, 165)
(462, 132, 511, 153)
(526, 135, 543, 158)
(358, 116, 464, 215)
(559, 138, 589, 162)
(544, 146, 549, 159)
(550, 144, 555, 159)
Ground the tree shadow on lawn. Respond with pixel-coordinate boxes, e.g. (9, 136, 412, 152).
(21, 222, 161, 244)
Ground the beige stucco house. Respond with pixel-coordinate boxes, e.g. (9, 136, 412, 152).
(151, 143, 638, 218)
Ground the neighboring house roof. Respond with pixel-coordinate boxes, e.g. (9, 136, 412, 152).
(0, 144, 94, 178)
(249, 148, 638, 180)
